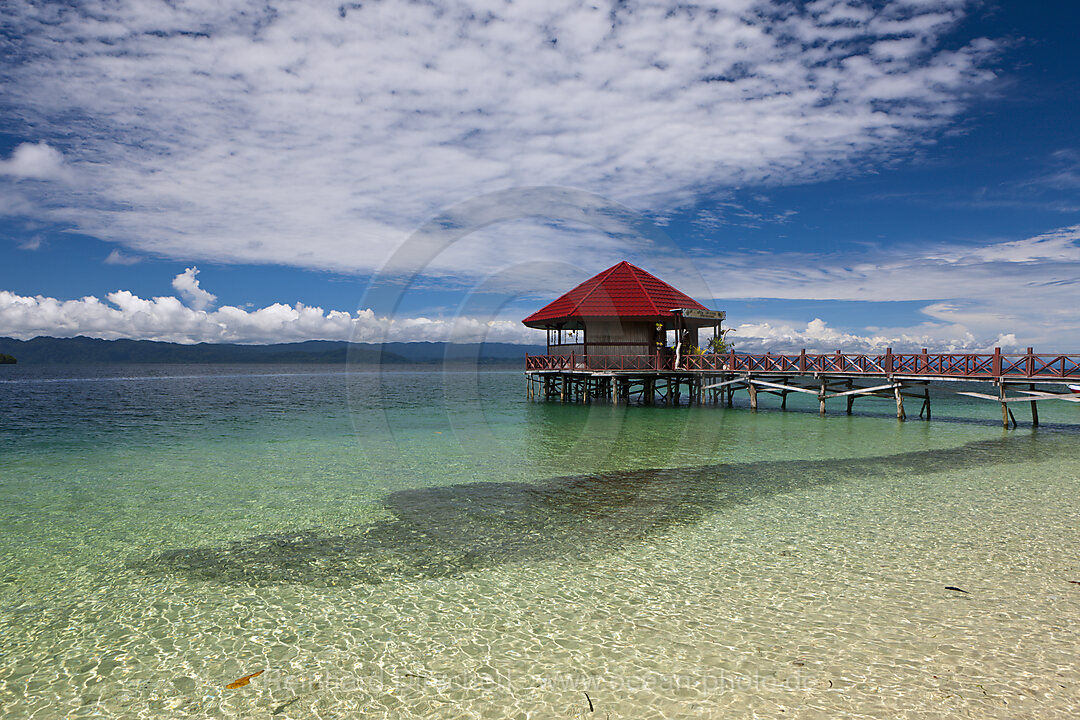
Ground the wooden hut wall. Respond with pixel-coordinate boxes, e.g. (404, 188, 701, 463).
(584, 320, 655, 359)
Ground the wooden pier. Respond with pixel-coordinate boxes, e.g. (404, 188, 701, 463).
(525, 347, 1080, 427)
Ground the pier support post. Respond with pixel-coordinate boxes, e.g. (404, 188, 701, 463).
(845, 380, 854, 415)
(1029, 383, 1039, 427)
(819, 379, 827, 415)
(999, 384, 1008, 428)
(748, 380, 758, 410)
(894, 384, 905, 421)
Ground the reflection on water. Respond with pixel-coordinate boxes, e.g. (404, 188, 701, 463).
(141, 437, 1038, 586)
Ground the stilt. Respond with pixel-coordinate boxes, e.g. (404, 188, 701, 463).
(1030, 383, 1039, 427)
(523, 346, 1072, 427)
(998, 383, 1008, 428)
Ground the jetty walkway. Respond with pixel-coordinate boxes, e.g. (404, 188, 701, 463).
(524, 347, 1080, 427)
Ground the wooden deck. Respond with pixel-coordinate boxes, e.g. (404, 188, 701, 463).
(524, 348, 1080, 427)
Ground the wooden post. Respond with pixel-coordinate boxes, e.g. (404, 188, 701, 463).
(781, 390, 788, 410)
(921, 387, 931, 420)
(999, 383, 1008, 428)
(819, 378, 826, 415)
(894, 384, 905, 420)
(992, 347, 1002, 378)
(1026, 347, 1035, 377)
(921, 347, 929, 374)
(748, 379, 758, 410)
(799, 348, 807, 373)
(845, 379, 854, 415)
(1030, 383, 1039, 427)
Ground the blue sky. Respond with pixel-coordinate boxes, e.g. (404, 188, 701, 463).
(1, 0, 1078, 349)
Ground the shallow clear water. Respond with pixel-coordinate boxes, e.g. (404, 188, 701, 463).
(1, 364, 1079, 718)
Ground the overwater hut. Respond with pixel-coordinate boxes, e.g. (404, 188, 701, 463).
(523, 263, 1080, 421)
(522, 261, 725, 372)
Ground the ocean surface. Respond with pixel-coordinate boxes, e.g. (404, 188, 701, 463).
(1, 363, 1078, 719)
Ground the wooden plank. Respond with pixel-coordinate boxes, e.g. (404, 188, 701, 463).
(956, 391, 1070, 404)
(824, 382, 901, 399)
(701, 377, 746, 390)
(1014, 390, 1080, 403)
(747, 378, 821, 395)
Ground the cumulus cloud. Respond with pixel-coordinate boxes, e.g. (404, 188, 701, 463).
(695, 225, 1080, 347)
(725, 318, 1018, 354)
(170, 267, 217, 311)
(0, 142, 69, 181)
(0, 0, 996, 275)
(0, 287, 543, 345)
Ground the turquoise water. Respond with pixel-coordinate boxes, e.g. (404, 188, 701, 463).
(1, 364, 1079, 718)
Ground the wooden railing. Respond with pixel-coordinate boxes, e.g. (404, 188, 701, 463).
(525, 348, 1080, 380)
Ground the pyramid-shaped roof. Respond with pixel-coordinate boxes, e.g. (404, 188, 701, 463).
(522, 261, 708, 327)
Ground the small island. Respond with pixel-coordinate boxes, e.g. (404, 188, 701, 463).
(0, 353, 16, 364)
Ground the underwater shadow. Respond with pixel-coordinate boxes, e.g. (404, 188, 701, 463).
(135, 436, 1042, 587)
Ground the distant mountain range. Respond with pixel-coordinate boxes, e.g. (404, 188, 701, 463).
(0, 336, 545, 365)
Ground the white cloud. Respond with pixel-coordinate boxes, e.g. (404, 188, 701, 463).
(0, 0, 995, 275)
(170, 266, 217, 311)
(18, 236, 44, 251)
(104, 248, 141, 265)
(0, 287, 544, 345)
(697, 225, 1080, 347)
(0, 142, 70, 182)
(725, 317, 992, 354)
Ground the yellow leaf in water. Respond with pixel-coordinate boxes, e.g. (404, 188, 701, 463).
(226, 669, 264, 689)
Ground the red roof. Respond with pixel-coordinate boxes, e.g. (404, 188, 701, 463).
(522, 261, 708, 327)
